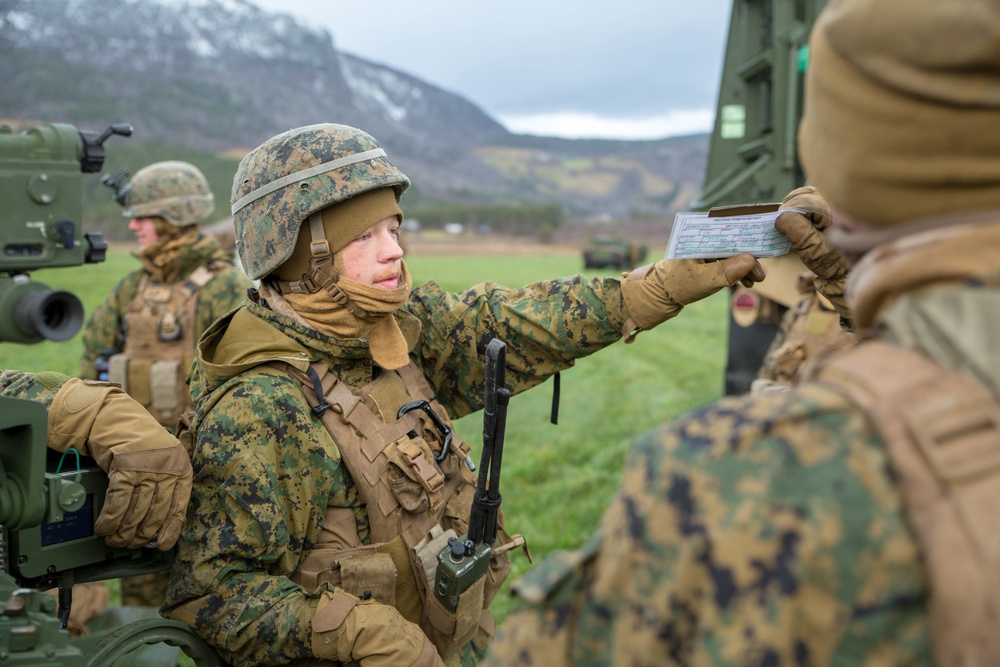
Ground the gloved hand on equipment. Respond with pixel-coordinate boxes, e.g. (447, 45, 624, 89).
(47, 378, 192, 551)
(312, 591, 444, 667)
(775, 185, 852, 323)
(620, 253, 765, 343)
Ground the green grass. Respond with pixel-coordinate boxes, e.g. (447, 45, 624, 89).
(1, 248, 730, 626)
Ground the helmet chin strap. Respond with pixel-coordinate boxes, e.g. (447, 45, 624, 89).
(267, 213, 365, 317)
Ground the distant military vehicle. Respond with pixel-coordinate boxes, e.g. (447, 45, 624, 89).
(692, 0, 828, 395)
(583, 235, 647, 270)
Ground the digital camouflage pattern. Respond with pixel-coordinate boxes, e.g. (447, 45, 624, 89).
(162, 274, 629, 667)
(0, 369, 68, 406)
(78, 234, 250, 380)
(231, 123, 410, 280)
(486, 383, 932, 666)
(124, 161, 214, 227)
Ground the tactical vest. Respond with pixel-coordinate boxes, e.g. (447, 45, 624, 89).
(108, 263, 223, 427)
(811, 340, 1000, 667)
(754, 286, 856, 392)
(274, 359, 523, 660)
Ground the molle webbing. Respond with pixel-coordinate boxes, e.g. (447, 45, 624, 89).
(113, 264, 223, 426)
(276, 360, 505, 658)
(813, 340, 1000, 667)
(273, 360, 468, 546)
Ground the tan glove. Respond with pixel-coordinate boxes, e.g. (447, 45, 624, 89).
(47, 379, 192, 551)
(312, 591, 444, 667)
(43, 582, 110, 637)
(775, 186, 852, 321)
(620, 254, 765, 343)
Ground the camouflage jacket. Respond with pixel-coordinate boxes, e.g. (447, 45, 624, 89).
(486, 223, 1000, 666)
(1, 370, 68, 406)
(78, 234, 251, 379)
(163, 274, 629, 667)
(486, 383, 932, 666)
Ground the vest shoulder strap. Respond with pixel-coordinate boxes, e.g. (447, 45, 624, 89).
(186, 264, 217, 289)
(813, 340, 1000, 666)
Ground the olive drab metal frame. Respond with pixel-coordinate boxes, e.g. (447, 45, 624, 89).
(692, 0, 828, 395)
(0, 120, 225, 665)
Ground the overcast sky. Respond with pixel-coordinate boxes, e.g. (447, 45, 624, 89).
(246, 0, 732, 140)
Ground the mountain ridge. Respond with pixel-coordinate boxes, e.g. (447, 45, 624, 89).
(0, 0, 708, 221)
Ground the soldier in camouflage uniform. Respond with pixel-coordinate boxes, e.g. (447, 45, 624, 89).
(160, 123, 765, 667)
(487, 0, 1000, 664)
(0, 370, 192, 633)
(78, 161, 251, 607)
(79, 160, 251, 418)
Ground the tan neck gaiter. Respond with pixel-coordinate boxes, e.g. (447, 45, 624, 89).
(137, 223, 200, 283)
(281, 260, 413, 370)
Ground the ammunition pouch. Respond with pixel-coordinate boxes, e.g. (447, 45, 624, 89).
(107, 354, 194, 427)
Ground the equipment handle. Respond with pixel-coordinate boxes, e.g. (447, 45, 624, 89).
(467, 339, 507, 546)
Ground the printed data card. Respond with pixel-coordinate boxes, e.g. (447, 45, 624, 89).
(665, 209, 796, 259)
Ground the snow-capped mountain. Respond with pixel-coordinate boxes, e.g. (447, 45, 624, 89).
(0, 0, 508, 154)
(0, 0, 707, 220)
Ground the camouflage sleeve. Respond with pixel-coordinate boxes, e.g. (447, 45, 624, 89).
(406, 275, 628, 418)
(78, 270, 142, 379)
(486, 385, 932, 667)
(162, 369, 343, 667)
(0, 370, 70, 408)
(194, 265, 252, 338)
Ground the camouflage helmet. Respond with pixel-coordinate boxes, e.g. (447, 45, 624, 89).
(231, 123, 410, 280)
(122, 161, 215, 227)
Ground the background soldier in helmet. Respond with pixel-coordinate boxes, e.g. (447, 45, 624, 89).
(160, 122, 765, 667)
(77, 160, 251, 607)
(485, 0, 1000, 664)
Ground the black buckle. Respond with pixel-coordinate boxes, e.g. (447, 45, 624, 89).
(397, 398, 452, 462)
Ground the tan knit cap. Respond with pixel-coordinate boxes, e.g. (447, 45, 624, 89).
(798, 0, 1000, 226)
(271, 187, 403, 282)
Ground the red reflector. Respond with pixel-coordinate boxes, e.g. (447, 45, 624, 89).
(734, 293, 757, 309)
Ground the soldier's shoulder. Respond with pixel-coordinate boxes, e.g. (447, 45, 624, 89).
(197, 364, 313, 423)
(0, 370, 69, 402)
(629, 383, 867, 472)
(107, 266, 145, 297)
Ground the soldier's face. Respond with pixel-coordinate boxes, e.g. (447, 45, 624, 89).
(128, 217, 159, 249)
(339, 216, 404, 289)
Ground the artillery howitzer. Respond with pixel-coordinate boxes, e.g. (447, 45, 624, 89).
(0, 121, 222, 665)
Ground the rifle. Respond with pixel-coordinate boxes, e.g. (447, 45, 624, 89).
(433, 338, 510, 612)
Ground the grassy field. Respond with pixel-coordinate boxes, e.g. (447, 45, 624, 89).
(0, 241, 731, 624)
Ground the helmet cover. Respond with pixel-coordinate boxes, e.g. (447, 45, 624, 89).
(123, 161, 214, 227)
(231, 123, 410, 280)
